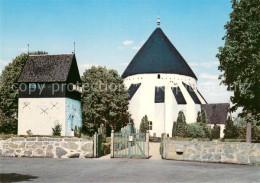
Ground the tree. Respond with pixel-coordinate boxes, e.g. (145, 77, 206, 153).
(217, 0, 260, 142)
(224, 116, 238, 139)
(81, 66, 130, 135)
(175, 111, 186, 137)
(139, 115, 149, 133)
(0, 51, 47, 134)
(185, 123, 205, 138)
(196, 111, 202, 123)
(172, 122, 177, 137)
(196, 109, 211, 138)
(211, 123, 221, 139)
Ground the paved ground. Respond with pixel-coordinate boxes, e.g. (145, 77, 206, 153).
(1, 157, 260, 183)
(149, 142, 161, 160)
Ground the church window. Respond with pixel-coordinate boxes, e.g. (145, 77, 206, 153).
(128, 83, 141, 100)
(155, 86, 165, 103)
(157, 74, 160, 79)
(149, 121, 153, 130)
(182, 82, 201, 104)
(171, 87, 187, 104)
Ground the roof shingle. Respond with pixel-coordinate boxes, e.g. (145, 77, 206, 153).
(201, 103, 230, 124)
(18, 54, 74, 82)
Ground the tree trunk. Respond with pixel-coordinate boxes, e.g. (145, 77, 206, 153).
(246, 122, 252, 143)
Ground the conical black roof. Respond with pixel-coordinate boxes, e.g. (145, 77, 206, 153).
(122, 28, 197, 79)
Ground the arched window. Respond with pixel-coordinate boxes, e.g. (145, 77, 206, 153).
(157, 74, 160, 79)
(149, 121, 153, 130)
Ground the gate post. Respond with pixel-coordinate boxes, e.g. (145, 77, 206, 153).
(146, 130, 149, 158)
(110, 130, 114, 158)
(94, 132, 97, 158)
(161, 133, 166, 159)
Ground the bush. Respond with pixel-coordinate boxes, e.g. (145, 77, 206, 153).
(74, 126, 81, 138)
(224, 116, 238, 139)
(52, 123, 62, 136)
(211, 124, 220, 139)
(102, 142, 110, 155)
(175, 111, 186, 137)
(172, 122, 177, 137)
(140, 115, 149, 133)
(201, 123, 212, 138)
(185, 123, 205, 138)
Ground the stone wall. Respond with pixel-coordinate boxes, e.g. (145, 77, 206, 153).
(163, 140, 260, 164)
(0, 137, 94, 158)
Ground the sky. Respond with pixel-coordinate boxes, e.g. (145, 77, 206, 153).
(0, 0, 236, 108)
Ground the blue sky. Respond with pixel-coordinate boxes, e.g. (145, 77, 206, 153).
(0, 0, 234, 104)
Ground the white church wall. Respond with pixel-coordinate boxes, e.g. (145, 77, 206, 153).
(18, 98, 66, 136)
(124, 73, 206, 137)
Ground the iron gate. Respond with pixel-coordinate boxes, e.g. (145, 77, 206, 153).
(113, 132, 148, 158)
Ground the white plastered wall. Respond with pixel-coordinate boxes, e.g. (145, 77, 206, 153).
(18, 98, 66, 136)
(124, 73, 206, 137)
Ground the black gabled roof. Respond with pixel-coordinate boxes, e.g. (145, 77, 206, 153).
(122, 28, 197, 79)
(201, 103, 230, 124)
(18, 54, 81, 83)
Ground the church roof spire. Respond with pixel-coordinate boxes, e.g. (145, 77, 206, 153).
(157, 16, 160, 27)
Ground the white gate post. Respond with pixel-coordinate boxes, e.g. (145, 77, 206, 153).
(146, 130, 149, 158)
(93, 132, 97, 158)
(110, 130, 114, 158)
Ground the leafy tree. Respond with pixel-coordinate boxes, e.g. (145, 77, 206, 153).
(175, 111, 186, 137)
(139, 115, 149, 133)
(211, 123, 221, 139)
(224, 116, 238, 139)
(81, 66, 130, 135)
(217, 0, 260, 142)
(0, 52, 47, 134)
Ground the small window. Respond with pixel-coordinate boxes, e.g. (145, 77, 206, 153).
(155, 86, 165, 103)
(157, 74, 160, 79)
(149, 121, 153, 130)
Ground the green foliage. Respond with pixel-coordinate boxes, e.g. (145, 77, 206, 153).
(212, 124, 221, 139)
(201, 109, 208, 125)
(217, 0, 260, 117)
(140, 115, 149, 133)
(101, 142, 110, 155)
(52, 123, 62, 136)
(98, 124, 107, 138)
(224, 116, 238, 139)
(196, 111, 202, 123)
(0, 52, 47, 134)
(175, 111, 186, 137)
(0, 109, 17, 134)
(81, 66, 130, 136)
(185, 123, 205, 138)
(74, 126, 82, 138)
(172, 121, 177, 137)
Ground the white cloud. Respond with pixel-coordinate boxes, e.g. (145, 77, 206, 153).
(0, 59, 9, 65)
(79, 63, 99, 75)
(199, 73, 219, 80)
(188, 62, 199, 67)
(123, 40, 134, 46)
(188, 61, 218, 68)
(132, 46, 141, 50)
(120, 62, 129, 66)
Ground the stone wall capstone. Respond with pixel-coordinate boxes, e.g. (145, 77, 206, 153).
(164, 140, 260, 164)
(0, 137, 94, 158)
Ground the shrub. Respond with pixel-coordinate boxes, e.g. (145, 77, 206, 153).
(201, 109, 208, 125)
(175, 111, 186, 137)
(140, 115, 149, 133)
(102, 142, 110, 155)
(196, 111, 202, 123)
(74, 126, 82, 138)
(211, 124, 220, 139)
(172, 122, 177, 137)
(224, 116, 238, 139)
(52, 123, 62, 136)
(185, 123, 205, 138)
(201, 123, 211, 138)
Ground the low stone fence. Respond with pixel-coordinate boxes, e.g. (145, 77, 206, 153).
(162, 138, 260, 164)
(0, 137, 94, 158)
